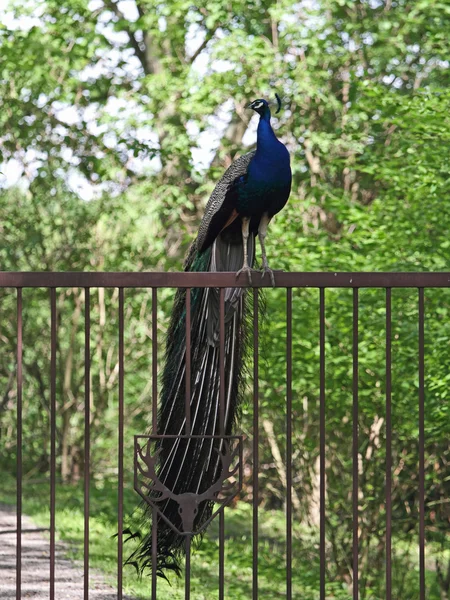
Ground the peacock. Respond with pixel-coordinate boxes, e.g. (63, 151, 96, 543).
(129, 95, 292, 578)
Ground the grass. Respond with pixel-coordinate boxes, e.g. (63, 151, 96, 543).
(1, 473, 447, 599)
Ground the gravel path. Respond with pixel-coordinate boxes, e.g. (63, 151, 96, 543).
(0, 504, 135, 599)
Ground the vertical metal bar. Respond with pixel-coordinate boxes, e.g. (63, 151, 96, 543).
(353, 289, 359, 600)
(219, 288, 225, 600)
(117, 289, 124, 600)
(50, 289, 57, 600)
(218, 516, 225, 600)
(418, 288, 425, 599)
(185, 287, 191, 597)
(152, 288, 158, 434)
(319, 288, 325, 600)
(185, 535, 192, 600)
(253, 289, 259, 600)
(16, 288, 22, 600)
(84, 288, 90, 600)
(152, 508, 157, 600)
(385, 288, 392, 600)
(152, 287, 158, 599)
(286, 288, 293, 600)
(185, 288, 191, 435)
(219, 288, 225, 435)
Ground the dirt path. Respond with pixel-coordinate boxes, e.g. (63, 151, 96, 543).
(0, 504, 135, 599)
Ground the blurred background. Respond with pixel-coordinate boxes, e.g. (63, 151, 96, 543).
(0, 0, 449, 598)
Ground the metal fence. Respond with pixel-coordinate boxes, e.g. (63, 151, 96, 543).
(0, 271, 448, 600)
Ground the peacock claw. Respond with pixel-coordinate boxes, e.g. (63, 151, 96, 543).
(236, 265, 254, 285)
(261, 265, 276, 287)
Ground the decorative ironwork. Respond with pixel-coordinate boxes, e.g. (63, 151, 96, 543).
(134, 435, 243, 535)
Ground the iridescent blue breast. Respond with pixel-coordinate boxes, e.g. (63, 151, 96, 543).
(236, 139, 291, 217)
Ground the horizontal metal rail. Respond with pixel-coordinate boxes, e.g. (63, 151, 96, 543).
(1, 271, 450, 288)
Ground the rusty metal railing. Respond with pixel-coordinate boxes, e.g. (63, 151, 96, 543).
(0, 271, 447, 600)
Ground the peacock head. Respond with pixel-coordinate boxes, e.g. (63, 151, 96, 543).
(247, 98, 270, 117)
(247, 94, 282, 118)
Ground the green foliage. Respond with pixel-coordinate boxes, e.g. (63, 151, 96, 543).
(1, 0, 450, 597)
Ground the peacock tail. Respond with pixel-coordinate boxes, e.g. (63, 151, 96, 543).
(128, 228, 255, 576)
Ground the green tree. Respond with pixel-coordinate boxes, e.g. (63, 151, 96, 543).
(1, 0, 450, 597)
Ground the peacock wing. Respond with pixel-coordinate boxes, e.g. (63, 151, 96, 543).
(196, 151, 255, 253)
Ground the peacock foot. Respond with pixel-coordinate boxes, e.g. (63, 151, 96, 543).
(236, 265, 254, 285)
(261, 264, 276, 287)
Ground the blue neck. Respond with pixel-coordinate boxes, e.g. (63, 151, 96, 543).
(256, 111, 278, 155)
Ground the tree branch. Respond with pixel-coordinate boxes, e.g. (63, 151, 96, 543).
(0, 371, 14, 412)
(103, 0, 151, 74)
(189, 27, 218, 64)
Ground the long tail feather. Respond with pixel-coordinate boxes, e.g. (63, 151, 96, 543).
(129, 227, 254, 576)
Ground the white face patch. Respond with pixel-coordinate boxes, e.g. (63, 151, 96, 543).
(252, 100, 264, 109)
